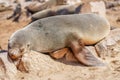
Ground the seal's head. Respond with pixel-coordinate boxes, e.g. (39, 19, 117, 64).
(8, 30, 30, 61)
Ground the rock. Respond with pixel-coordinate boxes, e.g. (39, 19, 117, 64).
(0, 58, 6, 80)
(95, 29, 120, 60)
(66, 0, 81, 5)
(90, 1, 106, 18)
(81, 1, 106, 18)
(0, 52, 17, 80)
(17, 50, 67, 73)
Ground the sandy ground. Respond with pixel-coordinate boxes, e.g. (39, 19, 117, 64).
(106, 7, 120, 28)
(0, 2, 120, 80)
(0, 11, 30, 49)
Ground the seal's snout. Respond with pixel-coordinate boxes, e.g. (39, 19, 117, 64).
(8, 52, 19, 61)
(8, 48, 22, 61)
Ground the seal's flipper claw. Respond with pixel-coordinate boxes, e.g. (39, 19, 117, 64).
(70, 40, 105, 66)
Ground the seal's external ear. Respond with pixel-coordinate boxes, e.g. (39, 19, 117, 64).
(26, 42, 31, 50)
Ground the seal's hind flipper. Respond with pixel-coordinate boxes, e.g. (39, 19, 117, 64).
(78, 47, 105, 66)
(70, 40, 105, 66)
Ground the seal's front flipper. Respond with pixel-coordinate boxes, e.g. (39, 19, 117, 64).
(49, 48, 69, 59)
(16, 59, 29, 73)
(70, 40, 105, 66)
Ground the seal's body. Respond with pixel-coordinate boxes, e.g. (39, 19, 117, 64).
(25, 0, 66, 15)
(8, 13, 110, 66)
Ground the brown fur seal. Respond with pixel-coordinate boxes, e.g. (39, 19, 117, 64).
(25, 0, 66, 15)
(31, 3, 83, 22)
(8, 13, 110, 66)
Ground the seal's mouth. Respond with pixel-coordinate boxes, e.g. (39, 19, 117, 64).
(8, 53, 21, 61)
